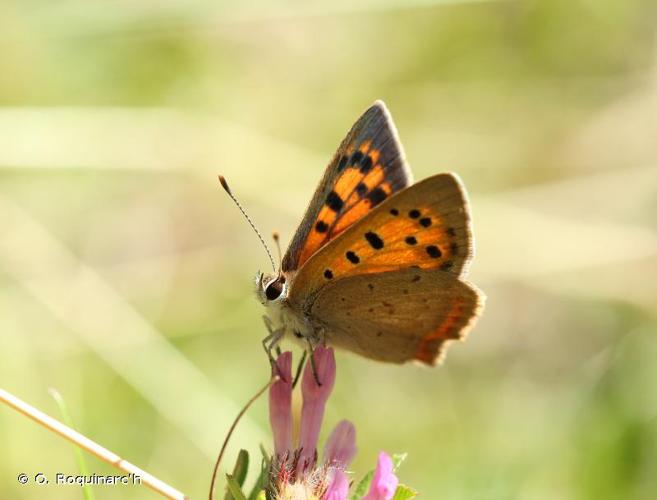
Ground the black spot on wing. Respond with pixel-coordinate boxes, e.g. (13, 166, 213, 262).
(359, 154, 373, 174)
(345, 251, 360, 264)
(447, 227, 456, 237)
(356, 182, 368, 197)
(419, 217, 432, 227)
(390, 208, 399, 216)
(409, 209, 421, 219)
(366, 187, 387, 207)
(326, 191, 344, 212)
(324, 269, 334, 279)
(405, 236, 417, 246)
(350, 151, 363, 165)
(426, 245, 442, 258)
(337, 155, 348, 172)
(364, 231, 384, 249)
(315, 220, 328, 233)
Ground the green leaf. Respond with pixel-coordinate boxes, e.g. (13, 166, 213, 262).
(392, 484, 418, 500)
(235, 450, 250, 487)
(49, 389, 95, 500)
(247, 451, 270, 500)
(225, 474, 247, 500)
(351, 470, 374, 500)
(392, 453, 408, 471)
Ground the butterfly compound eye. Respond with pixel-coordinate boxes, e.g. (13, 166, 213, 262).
(265, 278, 284, 301)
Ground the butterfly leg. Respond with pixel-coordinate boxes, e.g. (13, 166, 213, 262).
(262, 331, 287, 381)
(262, 314, 275, 335)
(261, 315, 287, 381)
(306, 338, 322, 387)
(292, 349, 307, 389)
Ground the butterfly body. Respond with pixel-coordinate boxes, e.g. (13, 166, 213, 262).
(254, 101, 484, 365)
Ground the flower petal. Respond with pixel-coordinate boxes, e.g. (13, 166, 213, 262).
(301, 345, 337, 401)
(324, 420, 357, 468)
(268, 351, 293, 456)
(298, 346, 336, 474)
(362, 452, 399, 500)
(324, 469, 349, 500)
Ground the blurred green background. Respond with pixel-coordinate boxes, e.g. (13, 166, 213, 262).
(1, 1, 656, 499)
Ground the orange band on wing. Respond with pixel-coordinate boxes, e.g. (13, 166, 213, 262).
(298, 157, 392, 267)
(414, 297, 465, 364)
(281, 101, 412, 273)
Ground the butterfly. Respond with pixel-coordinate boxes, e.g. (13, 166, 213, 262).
(250, 101, 484, 365)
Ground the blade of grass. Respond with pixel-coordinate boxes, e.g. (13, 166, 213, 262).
(49, 388, 95, 500)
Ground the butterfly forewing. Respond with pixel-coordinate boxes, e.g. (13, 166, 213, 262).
(288, 173, 474, 303)
(309, 268, 483, 364)
(281, 101, 412, 273)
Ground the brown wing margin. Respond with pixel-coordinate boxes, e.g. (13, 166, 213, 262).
(281, 101, 412, 273)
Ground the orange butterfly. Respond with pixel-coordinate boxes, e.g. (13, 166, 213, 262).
(244, 101, 484, 365)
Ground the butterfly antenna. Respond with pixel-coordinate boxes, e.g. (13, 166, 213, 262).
(272, 231, 282, 272)
(218, 175, 276, 272)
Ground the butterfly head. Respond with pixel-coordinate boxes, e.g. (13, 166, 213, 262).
(255, 271, 287, 305)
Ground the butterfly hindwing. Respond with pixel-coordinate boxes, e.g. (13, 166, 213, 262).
(288, 173, 474, 307)
(308, 267, 483, 364)
(281, 101, 412, 273)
